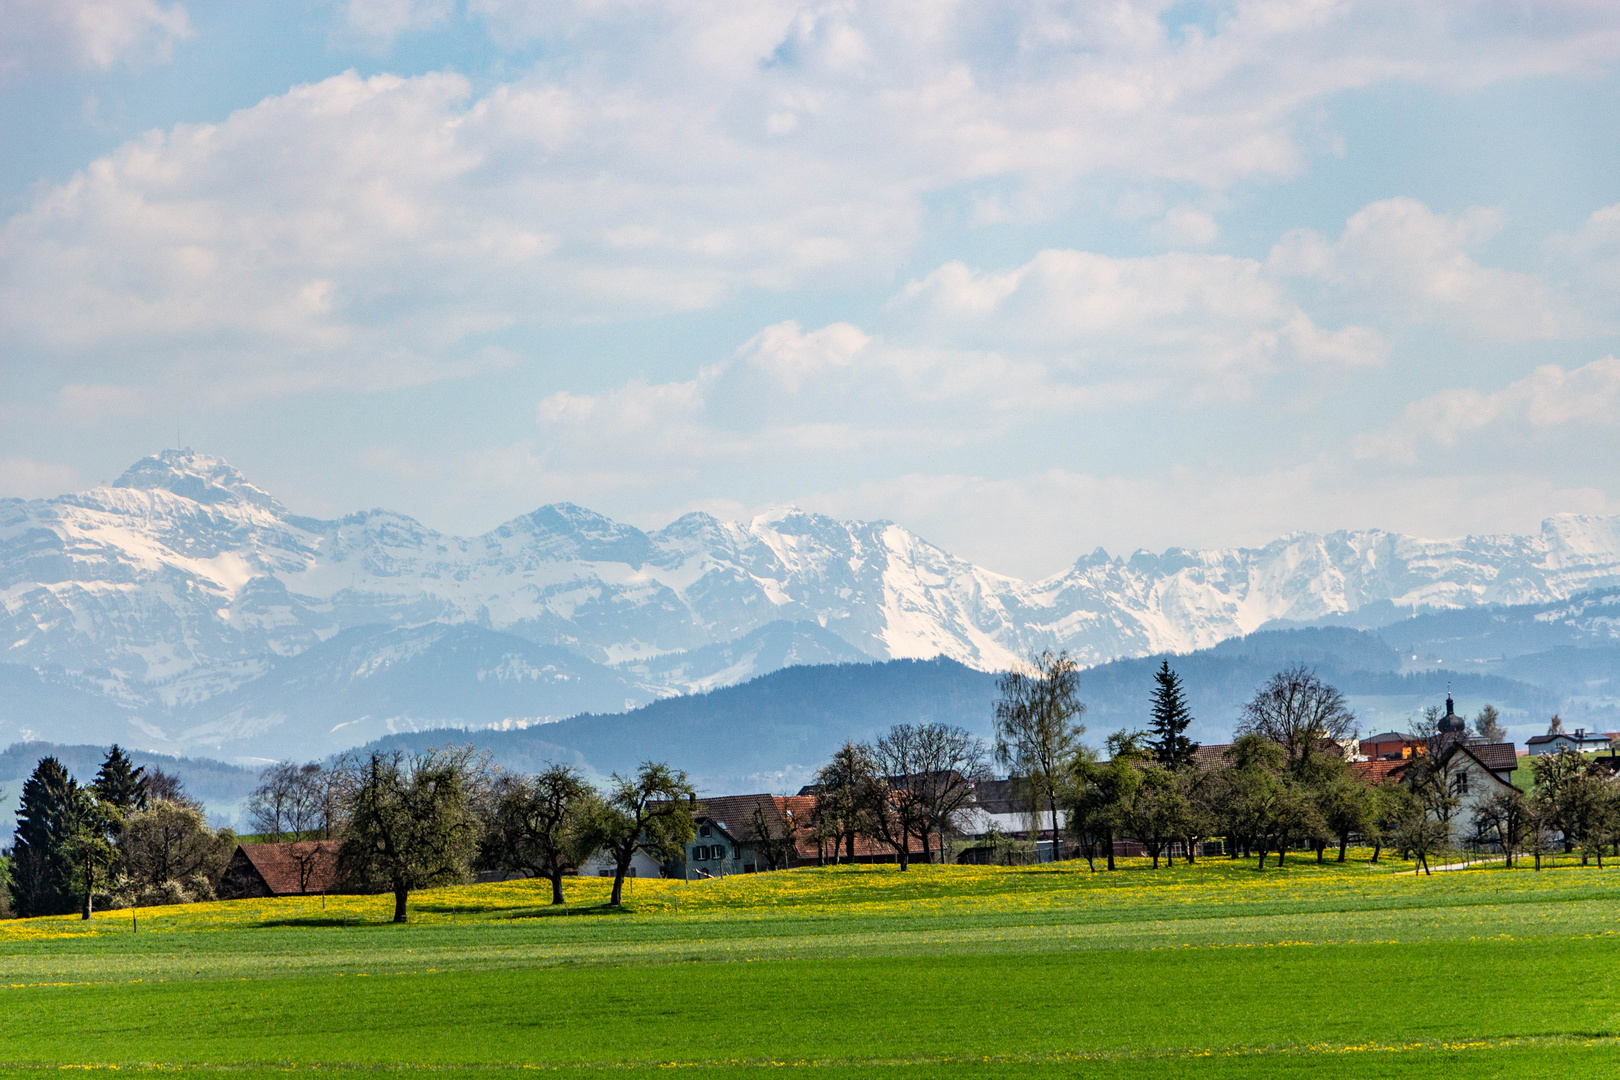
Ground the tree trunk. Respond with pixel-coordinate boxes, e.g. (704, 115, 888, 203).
(1104, 828, 1115, 871)
(1257, 847, 1267, 870)
(845, 832, 855, 863)
(1371, 840, 1381, 864)
(1337, 835, 1348, 862)
(921, 829, 931, 865)
(1049, 799, 1063, 862)
(1185, 836, 1198, 866)
(393, 887, 409, 923)
(1315, 842, 1325, 865)
(1534, 852, 1542, 870)
(610, 867, 627, 906)
(549, 871, 565, 905)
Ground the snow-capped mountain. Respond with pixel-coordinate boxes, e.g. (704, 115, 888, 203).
(5, 449, 1620, 758)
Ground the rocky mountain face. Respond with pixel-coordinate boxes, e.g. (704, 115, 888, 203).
(5, 449, 1620, 760)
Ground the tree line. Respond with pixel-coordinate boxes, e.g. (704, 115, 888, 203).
(804, 652, 1620, 876)
(5, 747, 233, 919)
(3, 744, 711, 923)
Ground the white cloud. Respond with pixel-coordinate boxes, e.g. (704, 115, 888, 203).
(893, 248, 1383, 396)
(5, 4, 1620, 407)
(1356, 356, 1620, 464)
(343, 0, 455, 44)
(1150, 206, 1221, 247)
(0, 0, 191, 78)
(1270, 197, 1584, 341)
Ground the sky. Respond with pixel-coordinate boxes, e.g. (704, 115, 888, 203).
(2, 1, 1620, 581)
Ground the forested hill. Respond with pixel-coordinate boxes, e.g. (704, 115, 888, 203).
(355, 626, 1554, 793)
(362, 657, 1002, 794)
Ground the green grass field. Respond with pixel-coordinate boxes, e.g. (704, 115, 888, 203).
(2, 853, 1617, 1078)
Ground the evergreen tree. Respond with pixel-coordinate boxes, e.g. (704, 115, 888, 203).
(1148, 661, 1198, 770)
(1473, 704, 1506, 744)
(8, 757, 78, 917)
(93, 745, 147, 813)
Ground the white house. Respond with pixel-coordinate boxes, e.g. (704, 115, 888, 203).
(577, 847, 665, 879)
(1526, 729, 1617, 756)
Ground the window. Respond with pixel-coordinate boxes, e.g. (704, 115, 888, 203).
(694, 845, 709, 860)
(1456, 771, 1469, 795)
(700, 825, 711, 837)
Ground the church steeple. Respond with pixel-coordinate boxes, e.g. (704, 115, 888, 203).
(1438, 687, 1465, 735)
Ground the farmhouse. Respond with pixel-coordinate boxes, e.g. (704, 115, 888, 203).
(219, 840, 341, 898)
(1527, 728, 1618, 755)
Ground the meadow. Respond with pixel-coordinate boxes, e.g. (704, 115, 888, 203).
(1, 853, 1617, 1078)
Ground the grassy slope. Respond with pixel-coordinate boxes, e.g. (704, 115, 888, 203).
(1, 855, 1618, 1078)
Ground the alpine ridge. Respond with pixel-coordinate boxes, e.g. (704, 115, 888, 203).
(5, 449, 1620, 757)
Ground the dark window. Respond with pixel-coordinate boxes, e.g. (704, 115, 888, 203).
(696, 845, 709, 860)
(700, 825, 711, 836)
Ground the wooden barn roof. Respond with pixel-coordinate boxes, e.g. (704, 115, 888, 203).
(234, 840, 342, 895)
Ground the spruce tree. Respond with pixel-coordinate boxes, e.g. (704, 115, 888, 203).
(93, 745, 147, 813)
(1148, 661, 1199, 770)
(9, 757, 78, 917)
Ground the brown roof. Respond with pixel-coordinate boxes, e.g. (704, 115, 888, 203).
(1466, 742, 1518, 772)
(1350, 759, 1408, 786)
(235, 840, 342, 895)
(1192, 744, 1234, 769)
(695, 794, 788, 839)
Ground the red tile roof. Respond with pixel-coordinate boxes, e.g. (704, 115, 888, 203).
(234, 840, 342, 895)
(1350, 759, 1407, 786)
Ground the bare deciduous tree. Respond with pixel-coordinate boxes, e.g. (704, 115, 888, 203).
(1472, 787, 1529, 868)
(994, 650, 1086, 861)
(1235, 665, 1355, 777)
(812, 742, 878, 864)
(865, 725, 934, 870)
(247, 762, 329, 842)
(906, 723, 989, 864)
(746, 801, 801, 871)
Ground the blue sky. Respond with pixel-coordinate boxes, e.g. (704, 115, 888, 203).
(3, 0, 1619, 578)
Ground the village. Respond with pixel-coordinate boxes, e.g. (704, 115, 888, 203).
(208, 661, 1620, 907)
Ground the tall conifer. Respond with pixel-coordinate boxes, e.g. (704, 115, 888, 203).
(1148, 661, 1199, 770)
(9, 757, 78, 917)
(93, 744, 147, 813)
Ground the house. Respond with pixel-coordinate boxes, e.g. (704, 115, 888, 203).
(1360, 732, 1423, 761)
(219, 840, 342, 898)
(1526, 729, 1618, 755)
(577, 847, 665, 880)
(1422, 741, 1522, 843)
(1352, 733, 1521, 844)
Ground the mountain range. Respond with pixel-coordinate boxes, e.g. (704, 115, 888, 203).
(6, 449, 1620, 762)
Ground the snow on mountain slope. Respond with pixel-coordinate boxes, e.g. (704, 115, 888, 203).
(7, 450, 1620, 751)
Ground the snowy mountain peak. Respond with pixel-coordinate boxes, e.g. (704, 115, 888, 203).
(10, 451, 1620, 758)
(112, 449, 284, 513)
